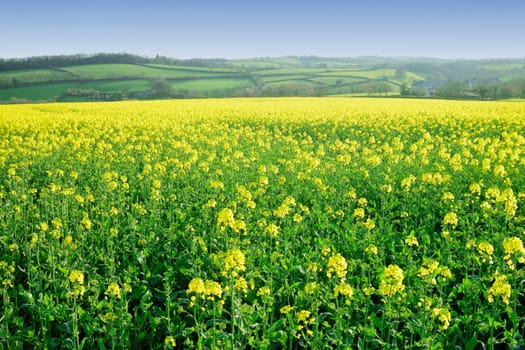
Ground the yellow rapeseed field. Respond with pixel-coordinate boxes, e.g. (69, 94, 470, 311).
(1, 97, 524, 348)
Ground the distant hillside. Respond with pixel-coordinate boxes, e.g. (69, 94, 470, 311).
(1, 53, 524, 102)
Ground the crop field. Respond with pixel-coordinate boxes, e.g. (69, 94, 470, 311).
(1, 98, 525, 349)
(169, 78, 254, 93)
(61, 65, 230, 80)
(0, 83, 78, 102)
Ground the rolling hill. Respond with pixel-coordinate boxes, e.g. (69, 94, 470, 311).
(0, 54, 524, 102)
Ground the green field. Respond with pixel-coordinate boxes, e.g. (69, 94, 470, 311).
(81, 80, 152, 93)
(61, 64, 231, 80)
(0, 68, 75, 84)
(170, 78, 253, 92)
(0, 82, 77, 101)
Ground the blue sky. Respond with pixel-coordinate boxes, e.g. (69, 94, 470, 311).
(1, 0, 524, 59)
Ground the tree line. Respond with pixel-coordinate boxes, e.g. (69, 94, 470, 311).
(0, 53, 232, 71)
(403, 78, 525, 99)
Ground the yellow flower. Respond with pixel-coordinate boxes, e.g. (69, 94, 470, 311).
(363, 218, 376, 230)
(443, 212, 458, 228)
(333, 283, 353, 298)
(217, 208, 235, 230)
(105, 282, 122, 299)
(493, 164, 506, 177)
(476, 241, 494, 264)
(502, 236, 525, 269)
(187, 278, 222, 300)
(441, 192, 455, 201)
(304, 282, 317, 295)
(503, 237, 525, 257)
(202, 199, 217, 209)
(418, 260, 452, 285)
(232, 219, 247, 233)
(223, 249, 246, 276)
(326, 253, 347, 280)
(39, 222, 49, 232)
(365, 244, 378, 255)
(265, 223, 279, 236)
(234, 276, 248, 294)
(203, 280, 223, 299)
(164, 336, 176, 348)
(259, 176, 269, 186)
(64, 235, 73, 245)
(353, 207, 365, 219)
(187, 278, 206, 295)
(405, 234, 419, 247)
(488, 274, 511, 305)
(257, 286, 271, 297)
(296, 310, 311, 323)
(477, 241, 494, 259)
(378, 264, 405, 297)
(432, 307, 451, 330)
(69, 270, 84, 285)
(280, 305, 293, 314)
(80, 212, 93, 230)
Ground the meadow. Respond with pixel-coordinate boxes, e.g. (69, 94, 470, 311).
(0, 98, 524, 349)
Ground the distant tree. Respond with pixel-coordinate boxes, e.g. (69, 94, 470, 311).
(378, 82, 392, 96)
(437, 81, 466, 98)
(473, 84, 489, 99)
(400, 82, 410, 96)
(151, 79, 174, 98)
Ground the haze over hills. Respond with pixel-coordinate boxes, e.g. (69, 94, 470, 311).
(1, 53, 524, 103)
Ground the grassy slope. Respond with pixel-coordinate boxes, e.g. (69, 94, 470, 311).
(1, 62, 410, 101)
(62, 64, 232, 79)
(1, 57, 522, 101)
(0, 82, 77, 101)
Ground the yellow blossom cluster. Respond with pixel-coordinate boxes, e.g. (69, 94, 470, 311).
(418, 260, 452, 285)
(378, 264, 405, 298)
(68, 270, 85, 298)
(488, 274, 511, 305)
(431, 307, 452, 330)
(326, 253, 347, 280)
(502, 237, 525, 270)
(223, 249, 246, 275)
(187, 278, 223, 302)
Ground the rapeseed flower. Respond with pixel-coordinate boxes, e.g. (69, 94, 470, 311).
(69, 270, 84, 285)
(187, 278, 206, 295)
(164, 336, 176, 348)
(68, 270, 85, 298)
(217, 208, 235, 231)
(431, 307, 451, 330)
(257, 286, 271, 297)
(365, 244, 378, 255)
(105, 282, 122, 299)
(405, 234, 419, 247)
(488, 274, 511, 305)
(223, 249, 246, 277)
(265, 223, 279, 236)
(443, 212, 458, 228)
(378, 264, 405, 297)
(327, 253, 347, 280)
(333, 282, 353, 298)
(280, 305, 293, 314)
(502, 237, 525, 269)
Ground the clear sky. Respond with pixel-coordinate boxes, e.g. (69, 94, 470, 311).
(1, 0, 524, 59)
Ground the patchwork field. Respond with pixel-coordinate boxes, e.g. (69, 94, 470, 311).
(1, 98, 524, 349)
